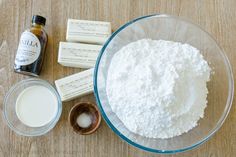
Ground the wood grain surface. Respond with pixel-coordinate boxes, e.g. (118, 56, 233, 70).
(0, 0, 235, 156)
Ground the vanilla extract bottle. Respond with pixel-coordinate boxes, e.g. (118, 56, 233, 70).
(14, 15, 48, 77)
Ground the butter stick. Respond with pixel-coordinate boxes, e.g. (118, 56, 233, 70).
(66, 19, 111, 44)
(58, 42, 102, 68)
(55, 68, 94, 102)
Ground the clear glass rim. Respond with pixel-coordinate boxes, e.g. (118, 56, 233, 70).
(93, 14, 234, 153)
(3, 78, 62, 137)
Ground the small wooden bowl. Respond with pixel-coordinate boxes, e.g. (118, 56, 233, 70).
(68, 102, 101, 135)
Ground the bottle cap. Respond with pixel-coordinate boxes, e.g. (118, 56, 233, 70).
(32, 15, 46, 26)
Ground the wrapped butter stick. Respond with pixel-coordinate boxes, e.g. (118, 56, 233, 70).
(66, 19, 111, 44)
(55, 68, 94, 102)
(58, 42, 102, 68)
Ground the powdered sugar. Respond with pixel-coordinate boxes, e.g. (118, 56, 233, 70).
(106, 39, 211, 139)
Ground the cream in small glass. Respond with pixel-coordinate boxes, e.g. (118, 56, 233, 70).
(15, 85, 58, 127)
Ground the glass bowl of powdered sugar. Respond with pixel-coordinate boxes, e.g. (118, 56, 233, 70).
(93, 14, 234, 153)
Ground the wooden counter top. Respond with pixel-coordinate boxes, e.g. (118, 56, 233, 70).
(0, 0, 235, 156)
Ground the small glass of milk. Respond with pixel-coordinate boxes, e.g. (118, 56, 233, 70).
(3, 78, 62, 136)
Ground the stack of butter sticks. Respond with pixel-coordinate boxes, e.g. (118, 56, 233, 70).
(58, 19, 111, 68)
(55, 19, 111, 102)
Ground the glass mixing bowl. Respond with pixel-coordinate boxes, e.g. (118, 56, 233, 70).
(94, 14, 234, 153)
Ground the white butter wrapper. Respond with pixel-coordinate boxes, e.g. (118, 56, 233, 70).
(66, 19, 111, 44)
(58, 42, 102, 68)
(55, 68, 94, 102)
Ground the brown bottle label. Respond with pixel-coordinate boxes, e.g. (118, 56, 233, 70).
(15, 31, 41, 66)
